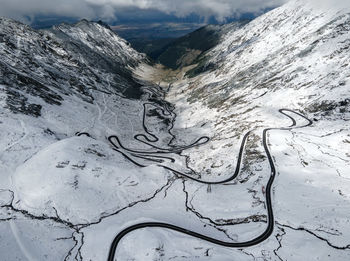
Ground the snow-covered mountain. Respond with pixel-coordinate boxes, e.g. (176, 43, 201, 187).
(137, 0, 350, 260)
(153, 21, 248, 69)
(0, 17, 161, 260)
(1, 0, 350, 260)
(164, 0, 350, 181)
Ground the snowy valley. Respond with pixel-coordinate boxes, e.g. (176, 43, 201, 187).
(0, 0, 350, 260)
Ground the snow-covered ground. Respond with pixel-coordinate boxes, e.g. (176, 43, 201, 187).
(1, 0, 350, 260)
(131, 0, 350, 259)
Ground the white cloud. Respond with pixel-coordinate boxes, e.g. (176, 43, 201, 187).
(0, 0, 288, 23)
(0, 0, 99, 23)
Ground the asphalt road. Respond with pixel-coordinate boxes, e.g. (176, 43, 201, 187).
(78, 85, 312, 260)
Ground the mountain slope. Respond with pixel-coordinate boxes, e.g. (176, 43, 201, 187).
(155, 22, 248, 69)
(0, 18, 168, 261)
(134, 0, 350, 259)
(1, 0, 350, 260)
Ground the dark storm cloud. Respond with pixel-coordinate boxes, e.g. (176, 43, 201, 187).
(0, 0, 289, 23)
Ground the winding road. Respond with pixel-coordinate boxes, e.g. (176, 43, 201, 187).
(78, 84, 313, 260)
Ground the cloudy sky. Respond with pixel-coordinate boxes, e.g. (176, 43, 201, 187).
(0, 0, 288, 24)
